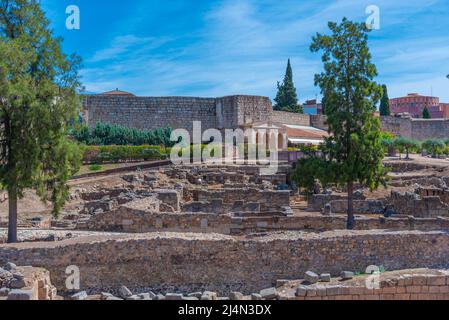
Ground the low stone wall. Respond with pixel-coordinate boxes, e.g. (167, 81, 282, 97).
(390, 191, 449, 217)
(77, 206, 449, 234)
(79, 208, 233, 234)
(307, 194, 366, 212)
(288, 269, 449, 300)
(233, 215, 449, 234)
(327, 200, 385, 214)
(193, 188, 290, 212)
(1, 230, 449, 295)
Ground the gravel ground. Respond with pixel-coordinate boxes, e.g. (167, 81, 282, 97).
(0, 228, 124, 244)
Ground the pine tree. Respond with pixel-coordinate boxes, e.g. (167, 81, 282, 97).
(0, 0, 82, 243)
(274, 59, 303, 113)
(423, 106, 431, 119)
(307, 18, 387, 229)
(379, 84, 391, 116)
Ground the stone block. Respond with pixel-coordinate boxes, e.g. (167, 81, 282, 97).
(320, 274, 331, 282)
(70, 291, 88, 300)
(188, 292, 203, 299)
(260, 287, 278, 300)
(251, 293, 262, 300)
(7, 289, 34, 300)
(326, 285, 342, 296)
(295, 286, 308, 297)
(427, 276, 446, 286)
(340, 271, 354, 280)
(406, 286, 422, 293)
(0, 287, 10, 297)
(165, 293, 184, 300)
(118, 285, 133, 299)
(412, 276, 427, 285)
(229, 292, 244, 300)
(304, 271, 319, 284)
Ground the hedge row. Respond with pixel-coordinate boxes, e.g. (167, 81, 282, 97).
(70, 122, 174, 147)
(82, 145, 167, 164)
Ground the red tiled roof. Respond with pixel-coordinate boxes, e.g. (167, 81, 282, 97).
(285, 126, 329, 140)
(100, 89, 135, 97)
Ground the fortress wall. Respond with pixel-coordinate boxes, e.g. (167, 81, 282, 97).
(410, 119, 449, 140)
(83, 95, 273, 134)
(83, 96, 218, 134)
(271, 111, 310, 126)
(381, 116, 449, 140)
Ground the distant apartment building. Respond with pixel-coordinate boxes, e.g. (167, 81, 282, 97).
(390, 93, 449, 118)
(302, 99, 322, 115)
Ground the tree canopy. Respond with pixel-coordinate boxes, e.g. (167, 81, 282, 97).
(0, 0, 82, 242)
(293, 18, 387, 229)
(274, 59, 303, 113)
(379, 84, 391, 116)
(422, 106, 431, 119)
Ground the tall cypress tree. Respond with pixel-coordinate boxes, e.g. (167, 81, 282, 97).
(423, 106, 431, 119)
(274, 59, 303, 113)
(379, 84, 391, 116)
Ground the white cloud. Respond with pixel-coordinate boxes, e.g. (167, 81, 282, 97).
(80, 0, 449, 102)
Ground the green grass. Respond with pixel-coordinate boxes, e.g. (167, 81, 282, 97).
(88, 164, 103, 172)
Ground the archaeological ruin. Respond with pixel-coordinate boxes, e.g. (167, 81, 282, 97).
(2, 152, 449, 301)
(2, 93, 449, 301)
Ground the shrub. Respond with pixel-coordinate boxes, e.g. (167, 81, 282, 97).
(422, 139, 445, 158)
(380, 138, 395, 155)
(88, 164, 103, 171)
(70, 122, 174, 147)
(393, 137, 420, 159)
(82, 145, 167, 164)
(298, 144, 319, 155)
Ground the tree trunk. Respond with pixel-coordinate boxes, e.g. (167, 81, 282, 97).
(346, 182, 355, 230)
(7, 191, 18, 244)
(388, 146, 396, 157)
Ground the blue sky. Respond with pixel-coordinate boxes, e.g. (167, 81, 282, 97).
(41, 0, 449, 102)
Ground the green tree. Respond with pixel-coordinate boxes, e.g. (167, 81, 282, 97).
(379, 84, 390, 116)
(274, 59, 303, 113)
(305, 18, 387, 229)
(0, 0, 82, 243)
(422, 139, 445, 158)
(394, 137, 420, 160)
(423, 106, 431, 119)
